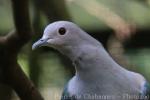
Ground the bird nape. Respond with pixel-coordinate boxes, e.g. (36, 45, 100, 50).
(32, 21, 150, 100)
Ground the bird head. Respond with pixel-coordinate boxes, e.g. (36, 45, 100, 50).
(32, 21, 84, 51)
(32, 21, 102, 60)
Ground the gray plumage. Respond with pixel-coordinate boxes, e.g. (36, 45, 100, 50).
(32, 21, 150, 100)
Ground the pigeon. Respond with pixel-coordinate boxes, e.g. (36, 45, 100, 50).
(32, 21, 150, 100)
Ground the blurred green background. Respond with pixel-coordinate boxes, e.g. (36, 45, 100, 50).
(0, 0, 150, 99)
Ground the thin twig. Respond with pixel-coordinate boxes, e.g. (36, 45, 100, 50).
(75, 0, 136, 40)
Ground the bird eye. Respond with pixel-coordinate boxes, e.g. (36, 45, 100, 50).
(58, 27, 66, 35)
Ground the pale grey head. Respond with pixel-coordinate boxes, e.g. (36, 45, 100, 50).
(32, 21, 99, 49)
(34, 21, 82, 49)
(32, 21, 100, 54)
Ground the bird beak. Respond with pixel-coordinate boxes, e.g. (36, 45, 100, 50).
(32, 38, 49, 50)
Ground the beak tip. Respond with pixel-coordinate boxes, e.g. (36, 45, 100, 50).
(32, 43, 38, 50)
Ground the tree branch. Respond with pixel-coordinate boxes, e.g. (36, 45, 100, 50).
(0, 0, 44, 99)
(6, 0, 33, 49)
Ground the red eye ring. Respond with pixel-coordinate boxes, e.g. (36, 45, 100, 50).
(58, 27, 66, 35)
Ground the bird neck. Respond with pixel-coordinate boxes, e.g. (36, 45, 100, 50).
(70, 44, 126, 80)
